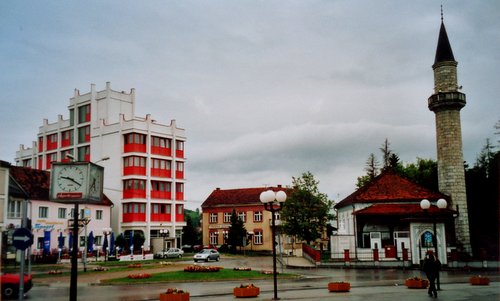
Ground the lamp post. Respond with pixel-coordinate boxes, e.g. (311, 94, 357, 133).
(102, 227, 112, 262)
(160, 229, 169, 256)
(260, 189, 287, 300)
(420, 198, 447, 290)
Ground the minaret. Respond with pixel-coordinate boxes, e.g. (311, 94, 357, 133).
(428, 12, 471, 253)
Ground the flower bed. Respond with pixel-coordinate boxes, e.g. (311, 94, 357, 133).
(127, 273, 152, 279)
(234, 284, 259, 298)
(48, 270, 62, 275)
(128, 263, 142, 268)
(183, 265, 222, 272)
(470, 275, 490, 285)
(405, 277, 428, 289)
(328, 282, 350, 292)
(159, 288, 189, 301)
(234, 267, 252, 271)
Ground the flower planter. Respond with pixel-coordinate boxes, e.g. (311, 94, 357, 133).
(159, 292, 190, 301)
(328, 282, 350, 292)
(470, 276, 490, 285)
(233, 287, 260, 298)
(405, 279, 428, 289)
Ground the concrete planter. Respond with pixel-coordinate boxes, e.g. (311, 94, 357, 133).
(470, 276, 490, 285)
(405, 279, 428, 289)
(159, 292, 190, 301)
(233, 286, 260, 298)
(328, 282, 351, 292)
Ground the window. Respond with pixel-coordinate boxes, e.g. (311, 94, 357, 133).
(176, 183, 184, 192)
(96, 210, 103, 220)
(39, 207, 48, 218)
(254, 230, 263, 245)
(151, 181, 171, 192)
(69, 108, 74, 126)
(78, 104, 90, 123)
(124, 179, 146, 190)
(177, 204, 183, 214)
(58, 208, 67, 219)
(238, 212, 246, 222)
(176, 162, 184, 172)
(176, 140, 184, 151)
(152, 159, 171, 169)
(77, 146, 90, 161)
(125, 133, 146, 144)
(223, 212, 231, 223)
(274, 212, 280, 220)
(61, 149, 73, 162)
(253, 211, 262, 222)
(165, 204, 171, 214)
(62, 130, 74, 146)
(78, 126, 90, 143)
(209, 213, 217, 223)
(7, 199, 22, 218)
(210, 231, 218, 245)
(95, 236, 102, 246)
(124, 156, 146, 167)
(151, 136, 171, 148)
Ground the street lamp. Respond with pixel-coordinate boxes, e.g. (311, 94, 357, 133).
(260, 189, 287, 300)
(160, 229, 169, 256)
(102, 227, 112, 262)
(420, 198, 447, 290)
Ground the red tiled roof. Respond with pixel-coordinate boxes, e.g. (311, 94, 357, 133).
(335, 170, 448, 209)
(201, 186, 292, 208)
(9, 166, 113, 206)
(353, 203, 456, 216)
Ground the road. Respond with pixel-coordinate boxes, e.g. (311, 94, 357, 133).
(25, 255, 499, 301)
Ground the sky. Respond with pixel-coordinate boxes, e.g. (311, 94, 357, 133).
(1, 1, 499, 210)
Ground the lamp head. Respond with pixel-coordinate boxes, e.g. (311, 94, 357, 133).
(275, 190, 287, 203)
(420, 199, 431, 210)
(437, 198, 447, 209)
(260, 190, 275, 203)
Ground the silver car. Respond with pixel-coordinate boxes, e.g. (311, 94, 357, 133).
(193, 248, 220, 262)
(156, 248, 184, 258)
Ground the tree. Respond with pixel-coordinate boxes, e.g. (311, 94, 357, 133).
(356, 153, 379, 188)
(183, 209, 201, 246)
(400, 158, 438, 191)
(227, 208, 246, 253)
(281, 172, 334, 244)
(380, 138, 393, 170)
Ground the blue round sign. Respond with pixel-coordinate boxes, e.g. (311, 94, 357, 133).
(13, 228, 33, 250)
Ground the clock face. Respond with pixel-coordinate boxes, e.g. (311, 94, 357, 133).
(56, 165, 86, 192)
(88, 164, 103, 199)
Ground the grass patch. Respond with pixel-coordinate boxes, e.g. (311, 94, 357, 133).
(103, 269, 296, 284)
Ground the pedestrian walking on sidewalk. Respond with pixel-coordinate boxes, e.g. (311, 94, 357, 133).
(423, 251, 440, 298)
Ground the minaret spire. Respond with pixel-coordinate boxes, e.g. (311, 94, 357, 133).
(441, 5, 444, 23)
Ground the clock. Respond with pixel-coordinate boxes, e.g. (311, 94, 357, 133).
(88, 163, 104, 201)
(56, 165, 86, 193)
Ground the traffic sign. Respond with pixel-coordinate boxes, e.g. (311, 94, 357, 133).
(13, 228, 33, 250)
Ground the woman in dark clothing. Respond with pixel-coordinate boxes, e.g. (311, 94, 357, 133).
(423, 252, 440, 298)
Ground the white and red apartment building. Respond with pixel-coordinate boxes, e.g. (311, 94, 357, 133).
(15, 82, 187, 252)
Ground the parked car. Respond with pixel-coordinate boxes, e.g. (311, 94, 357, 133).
(181, 245, 193, 252)
(155, 248, 184, 259)
(193, 248, 220, 262)
(1, 273, 33, 299)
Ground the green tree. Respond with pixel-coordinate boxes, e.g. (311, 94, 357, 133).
(281, 172, 334, 244)
(356, 153, 379, 188)
(227, 208, 246, 253)
(400, 158, 438, 191)
(182, 214, 199, 246)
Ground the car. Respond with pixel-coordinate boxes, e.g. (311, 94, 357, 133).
(181, 245, 193, 252)
(155, 248, 184, 259)
(193, 248, 220, 262)
(1, 273, 33, 299)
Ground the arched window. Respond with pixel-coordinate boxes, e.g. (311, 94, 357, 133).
(420, 231, 434, 248)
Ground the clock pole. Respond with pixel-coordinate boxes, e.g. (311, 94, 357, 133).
(70, 203, 79, 301)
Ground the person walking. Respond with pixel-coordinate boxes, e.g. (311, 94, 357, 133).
(423, 251, 440, 298)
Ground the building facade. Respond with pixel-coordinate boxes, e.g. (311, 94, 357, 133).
(1, 162, 112, 259)
(201, 186, 302, 256)
(428, 17, 471, 254)
(15, 82, 187, 252)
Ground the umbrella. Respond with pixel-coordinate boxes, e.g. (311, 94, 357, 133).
(129, 230, 134, 253)
(88, 231, 94, 253)
(110, 232, 115, 255)
(68, 232, 73, 251)
(58, 232, 64, 249)
(102, 234, 108, 256)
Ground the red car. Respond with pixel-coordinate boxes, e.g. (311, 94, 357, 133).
(1, 273, 33, 299)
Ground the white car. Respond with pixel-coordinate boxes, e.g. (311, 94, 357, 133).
(156, 248, 184, 258)
(193, 249, 220, 262)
